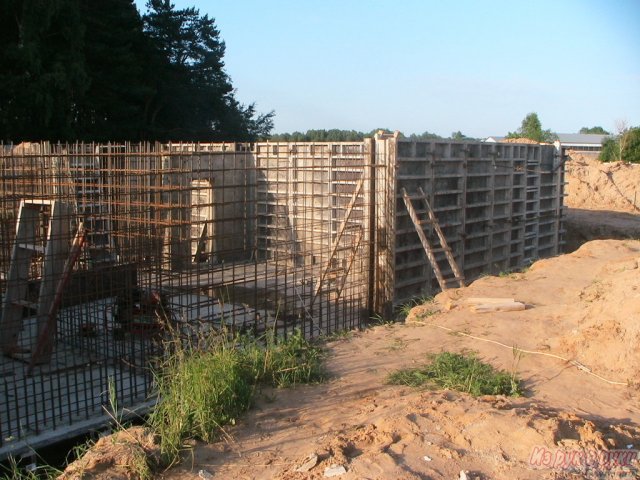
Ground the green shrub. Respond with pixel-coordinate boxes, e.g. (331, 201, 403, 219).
(600, 136, 620, 162)
(388, 351, 522, 397)
(148, 329, 324, 466)
(599, 128, 640, 163)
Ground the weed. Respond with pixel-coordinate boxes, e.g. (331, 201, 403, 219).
(511, 346, 525, 395)
(0, 456, 61, 480)
(369, 312, 392, 326)
(396, 294, 434, 320)
(321, 328, 353, 342)
(148, 328, 324, 467)
(387, 351, 523, 397)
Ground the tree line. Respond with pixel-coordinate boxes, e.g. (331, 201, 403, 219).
(269, 129, 477, 142)
(0, 0, 274, 142)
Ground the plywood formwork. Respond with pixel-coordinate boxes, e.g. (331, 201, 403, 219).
(377, 136, 565, 306)
(0, 141, 374, 456)
(0, 137, 564, 456)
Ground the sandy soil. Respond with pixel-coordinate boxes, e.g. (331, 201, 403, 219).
(61, 241, 640, 480)
(61, 155, 640, 480)
(565, 152, 640, 214)
(563, 152, 640, 251)
(111, 238, 639, 480)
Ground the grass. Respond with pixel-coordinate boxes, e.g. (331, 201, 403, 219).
(387, 351, 522, 397)
(0, 456, 61, 480)
(148, 328, 325, 466)
(397, 294, 434, 320)
(2, 327, 326, 475)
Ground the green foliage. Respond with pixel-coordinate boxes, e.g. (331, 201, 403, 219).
(0, 0, 87, 140)
(507, 112, 557, 143)
(599, 127, 640, 164)
(0, 0, 273, 142)
(580, 126, 610, 135)
(450, 131, 476, 141)
(396, 294, 434, 320)
(148, 329, 324, 466)
(0, 456, 61, 480)
(600, 136, 621, 162)
(268, 128, 447, 142)
(405, 130, 443, 141)
(622, 127, 640, 164)
(387, 351, 522, 397)
(269, 129, 369, 142)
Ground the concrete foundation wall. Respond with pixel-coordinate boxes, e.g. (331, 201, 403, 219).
(384, 137, 565, 306)
(0, 138, 565, 456)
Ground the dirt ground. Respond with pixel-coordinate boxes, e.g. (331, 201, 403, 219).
(61, 154, 640, 480)
(564, 152, 640, 251)
(564, 152, 640, 214)
(66, 240, 640, 480)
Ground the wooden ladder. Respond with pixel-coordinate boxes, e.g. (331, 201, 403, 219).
(310, 175, 365, 308)
(401, 187, 465, 291)
(0, 200, 70, 358)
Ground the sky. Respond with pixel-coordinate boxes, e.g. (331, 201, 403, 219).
(135, 0, 640, 138)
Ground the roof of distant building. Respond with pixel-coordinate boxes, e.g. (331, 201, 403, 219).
(484, 133, 608, 146)
(556, 133, 608, 145)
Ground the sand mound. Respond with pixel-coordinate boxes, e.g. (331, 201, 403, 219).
(565, 152, 640, 213)
(273, 391, 639, 480)
(59, 427, 159, 480)
(558, 249, 640, 383)
(64, 240, 640, 480)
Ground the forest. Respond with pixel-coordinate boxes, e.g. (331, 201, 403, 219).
(0, 0, 274, 142)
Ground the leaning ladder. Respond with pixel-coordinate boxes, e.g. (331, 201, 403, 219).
(0, 200, 70, 358)
(401, 187, 465, 291)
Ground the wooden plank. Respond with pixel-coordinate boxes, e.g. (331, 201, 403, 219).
(466, 297, 516, 304)
(310, 173, 365, 307)
(401, 188, 447, 290)
(470, 301, 525, 313)
(30, 223, 86, 368)
(0, 201, 39, 355)
(417, 187, 465, 288)
(334, 226, 364, 301)
(34, 201, 71, 350)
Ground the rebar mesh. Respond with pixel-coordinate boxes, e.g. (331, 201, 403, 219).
(0, 141, 373, 454)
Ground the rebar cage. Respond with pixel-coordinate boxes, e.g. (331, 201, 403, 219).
(0, 141, 374, 454)
(0, 137, 565, 456)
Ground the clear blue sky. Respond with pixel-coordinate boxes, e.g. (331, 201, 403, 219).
(135, 0, 640, 137)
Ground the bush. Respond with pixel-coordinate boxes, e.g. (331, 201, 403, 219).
(599, 127, 640, 163)
(623, 127, 640, 163)
(599, 136, 620, 162)
(387, 351, 522, 397)
(148, 329, 324, 466)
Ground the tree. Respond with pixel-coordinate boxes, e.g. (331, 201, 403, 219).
(0, 0, 87, 141)
(507, 112, 557, 143)
(142, 0, 273, 141)
(624, 128, 640, 164)
(450, 131, 476, 141)
(600, 127, 640, 164)
(579, 126, 610, 135)
(0, 0, 273, 141)
(76, 0, 157, 140)
(406, 130, 442, 141)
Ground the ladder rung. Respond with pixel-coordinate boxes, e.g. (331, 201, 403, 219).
(444, 276, 465, 283)
(12, 299, 38, 310)
(17, 243, 45, 253)
(23, 200, 54, 207)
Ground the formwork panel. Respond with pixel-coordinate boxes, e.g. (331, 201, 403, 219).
(0, 140, 373, 456)
(391, 138, 563, 306)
